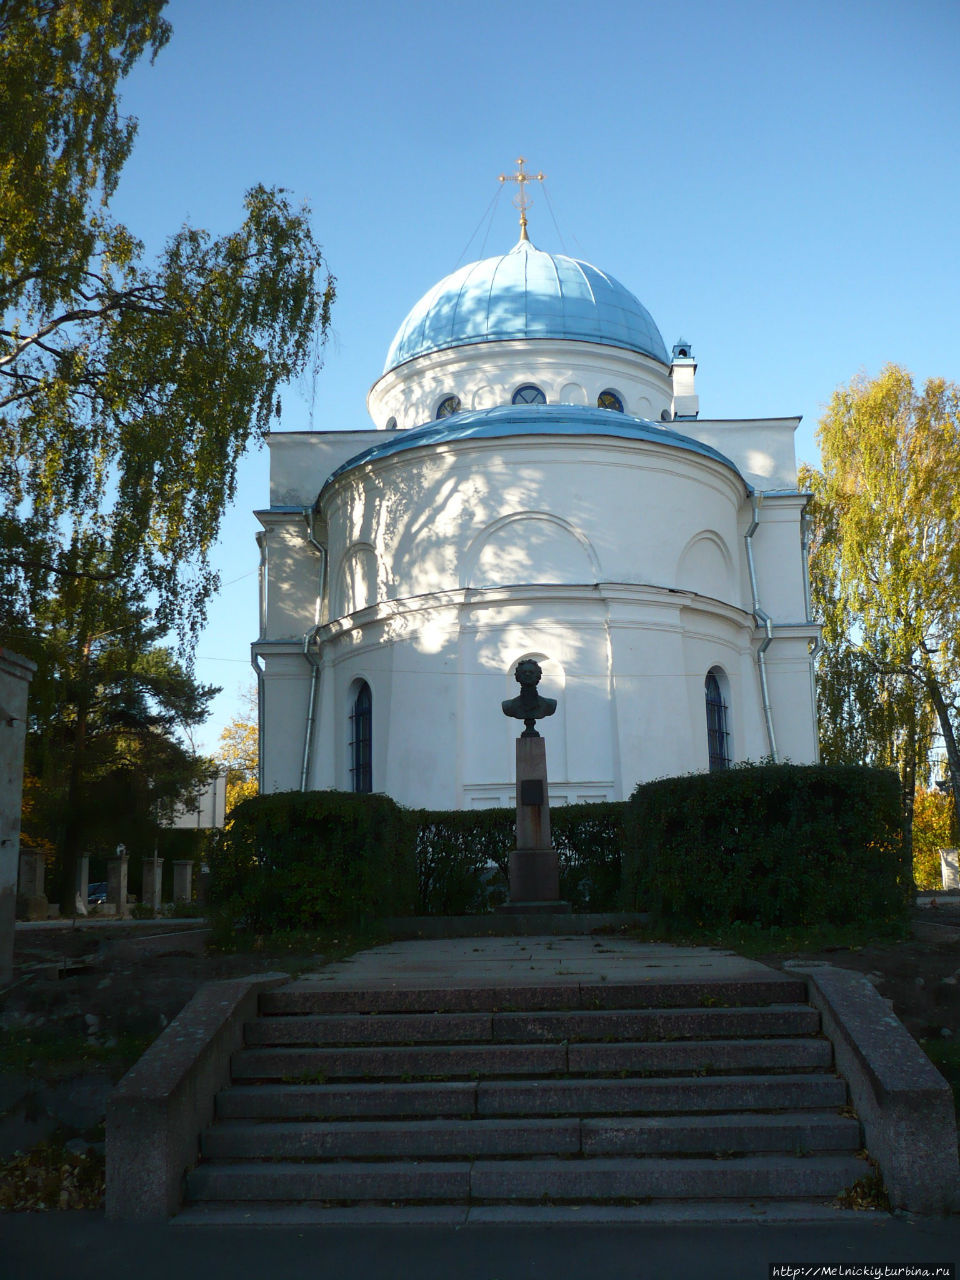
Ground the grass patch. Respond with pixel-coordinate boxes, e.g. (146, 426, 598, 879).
(610, 917, 910, 957)
(0, 1029, 154, 1078)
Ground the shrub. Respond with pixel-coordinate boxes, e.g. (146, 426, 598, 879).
(413, 801, 628, 915)
(912, 787, 957, 890)
(619, 763, 909, 929)
(210, 790, 629, 926)
(209, 790, 417, 932)
(552, 802, 627, 911)
(413, 809, 513, 915)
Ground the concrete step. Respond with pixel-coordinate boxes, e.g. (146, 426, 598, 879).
(215, 1072, 847, 1121)
(579, 1111, 862, 1156)
(245, 1012, 493, 1046)
(468, 1154, 872, 1202)
(217, 1081, 478, 1120)
(244, 1004, 820, 1047)
(186, 1154, 870, 1204)
(259, 976, 809, 1016)
(182, 968, 873, 1220)
(231, 1041, 567, 1080)
(201, 1110, 860, 1161)
(231, 1035, 831, 1081)
(476, 1073, 849, 1116)
(566, 1036, 832, 1073)
(172, 1200, 882, 1227)
(203, 1117, 582, 1160)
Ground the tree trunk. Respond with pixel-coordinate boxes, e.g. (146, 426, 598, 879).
(57, 691, 88, 914)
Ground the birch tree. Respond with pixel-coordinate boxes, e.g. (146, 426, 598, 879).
(803, 365, 960, 828)
(0, 1, 335, 644)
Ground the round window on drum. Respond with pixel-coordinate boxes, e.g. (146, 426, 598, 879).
(436, 395, 461, 419)
(598, 389, 624, 412)
(511, 384, 546, 405)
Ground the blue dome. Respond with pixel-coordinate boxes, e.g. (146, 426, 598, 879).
(384, 240, 669, 372)
(325, 405, 744, 489)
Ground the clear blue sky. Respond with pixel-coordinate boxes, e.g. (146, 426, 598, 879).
(105, 0, 960, 754)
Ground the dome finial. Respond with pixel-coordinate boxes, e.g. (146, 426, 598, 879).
(498, 156, 545, 242)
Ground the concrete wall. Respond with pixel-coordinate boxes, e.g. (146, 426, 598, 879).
(0, 648, 37, 986)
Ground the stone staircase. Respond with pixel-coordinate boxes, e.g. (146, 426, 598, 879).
(176, 969, 871, 1223)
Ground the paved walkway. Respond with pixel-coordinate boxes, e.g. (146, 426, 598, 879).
(4, 1210, 957, 1279)
(290, 934, 780, 990)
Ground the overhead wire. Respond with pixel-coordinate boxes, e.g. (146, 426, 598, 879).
(541, 182, 568, 255)
(454, 185, 504, 269)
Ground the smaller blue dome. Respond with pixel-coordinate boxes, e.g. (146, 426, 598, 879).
(384, 240, 669, 372)
(324, 405, 744, 489)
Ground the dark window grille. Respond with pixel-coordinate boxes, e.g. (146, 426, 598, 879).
(705, 670, 730, 771)
(436, 395, 461, 419)
(512, 383, 546, 405)
(350, 681, 372, 793)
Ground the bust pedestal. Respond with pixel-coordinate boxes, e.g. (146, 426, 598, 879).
(503, 736, 569, 913)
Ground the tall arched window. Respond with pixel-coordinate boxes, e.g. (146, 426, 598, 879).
(350, 681, 372, 793)
(705, 669, 730, 771)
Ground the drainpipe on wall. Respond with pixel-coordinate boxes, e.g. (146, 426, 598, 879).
(300, 628, 322, 792)
(744, 494, 779, 762)
(256, 530, 268, 641)
(300, 506, 327, 792)
(800, 499, 822, 763)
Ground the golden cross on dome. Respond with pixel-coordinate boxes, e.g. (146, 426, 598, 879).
(498, 156, 545, 241)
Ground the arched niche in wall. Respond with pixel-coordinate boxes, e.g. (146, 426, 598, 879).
(676, 530, 734, 601)
(462, 512, 600, 589)
(471, 384, 497, 409)
(559, 382, 588, 405)
(334, 543, 379, 617)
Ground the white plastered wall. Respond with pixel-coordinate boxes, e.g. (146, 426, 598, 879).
(367, 339, 674, 429)
(257, 419, 819, 804)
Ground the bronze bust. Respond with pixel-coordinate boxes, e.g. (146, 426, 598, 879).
(502, 659, 557, 738)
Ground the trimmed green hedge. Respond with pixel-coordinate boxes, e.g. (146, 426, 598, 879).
(209, 790, 417, 931)
(412, 802, 628, 915)
(619, 763, 910, 928)
(553, 802, 627, 911)
(211, 792, 629, 928)
(413, 809, 512, 916)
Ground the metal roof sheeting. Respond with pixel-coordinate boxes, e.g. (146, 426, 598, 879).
(384, 240, 669, 372)
(324, 404, 745, 489)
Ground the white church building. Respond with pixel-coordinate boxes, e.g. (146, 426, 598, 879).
(252, 216, 820, 809)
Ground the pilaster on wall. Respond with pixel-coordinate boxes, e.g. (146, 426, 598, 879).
(761, 628, 821, 764)
(254, 643, 313, 794)
(255, 509, 324, 642)
(1, 648, 37, 985)
(747, 493, 812, 625)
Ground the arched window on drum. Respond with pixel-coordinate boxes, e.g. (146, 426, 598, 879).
(705, 668, 730, 771)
